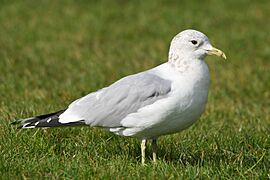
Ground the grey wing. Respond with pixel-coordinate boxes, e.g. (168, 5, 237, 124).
(60, 72, 171, 128)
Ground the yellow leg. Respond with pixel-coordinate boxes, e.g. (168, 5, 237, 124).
(152, 139, 158, 163)
(141, 139, 147, 164)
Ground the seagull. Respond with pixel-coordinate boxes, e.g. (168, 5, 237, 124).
(12, 29, 226, 164)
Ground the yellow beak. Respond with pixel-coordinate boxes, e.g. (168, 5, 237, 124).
(207, 47, 226, 59)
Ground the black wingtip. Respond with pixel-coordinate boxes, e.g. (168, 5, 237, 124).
(11, 120, 24, 129)
(11, 110, 67, 128)
(17, 125, 23, 129)
(11, 120, 21, 125)
(10, 109, 87, 129)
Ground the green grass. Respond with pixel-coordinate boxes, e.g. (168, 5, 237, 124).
(0, 0, 269, 179)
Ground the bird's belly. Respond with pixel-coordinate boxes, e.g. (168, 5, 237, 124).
(144, 90, 208, 138)
(117, 88, 209, 139)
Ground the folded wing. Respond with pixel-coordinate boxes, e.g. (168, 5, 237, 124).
(59, 72, 172, 128)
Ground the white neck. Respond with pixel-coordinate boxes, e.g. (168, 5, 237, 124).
(168, 52, 199, 73)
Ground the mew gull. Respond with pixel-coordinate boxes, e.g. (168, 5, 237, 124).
(12, 29, 226, 164)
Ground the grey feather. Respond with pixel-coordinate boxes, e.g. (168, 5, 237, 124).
(64, 72, 171, 127)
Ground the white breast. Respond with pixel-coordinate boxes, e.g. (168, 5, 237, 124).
(116, 61, 210, 139)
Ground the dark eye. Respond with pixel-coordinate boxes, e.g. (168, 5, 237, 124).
(191, 40, 198, 45)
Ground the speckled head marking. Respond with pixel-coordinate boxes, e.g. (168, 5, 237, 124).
(168, 29, 226, 68)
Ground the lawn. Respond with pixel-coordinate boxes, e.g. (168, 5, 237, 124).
(0, 0, 269, 179)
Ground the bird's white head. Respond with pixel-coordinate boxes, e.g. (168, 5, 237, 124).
(168, 29, 226, 65)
